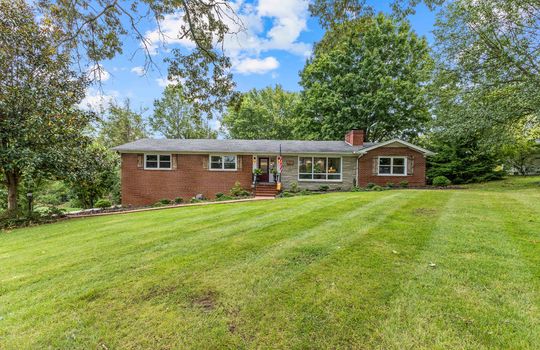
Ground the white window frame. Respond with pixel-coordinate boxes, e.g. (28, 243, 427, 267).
(377, 156, 407, 176)
(297, 156, 343, 182)
(209, 154, 238, 171)
(144, 154, 172, 170)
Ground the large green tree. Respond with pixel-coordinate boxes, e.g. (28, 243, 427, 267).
(150, 85, 216, 139)
(299, 14, 433, 142)
(98, 99, 147, 148)
(222, 86, 301, 140)
(0, 0, 92, 212)
(432, 0, 540, 136)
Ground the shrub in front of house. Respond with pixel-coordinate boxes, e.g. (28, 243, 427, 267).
(94, 199, 112, 209)
(351, 186, 362, 192)
(366, 182, 376, 189)
(386, 182, 395, 189)
(230, 181, 250, 197)
(159, 199, 172, 205)
(174, 197, 183, 204)
(318, 185, 329, 192)
(432, 176, 451, 187)
(215, 192, 224, 199)
(216, 195, 234, 201)
(280, 191, 295, 198)
(290, 182, 300, 193)
(371, 185, 384, 191)
(399, 180, 409, 188)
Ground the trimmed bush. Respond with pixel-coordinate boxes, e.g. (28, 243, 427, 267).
(300, 189, 312, 196)
(366, 182, 376, 189)
(319, 185, 329, 192)
(215, 192, 224, 199)
(399, 180, 409, 188)
(371, 185, 384, 191)
(158, 198, 172, 205)
(432, 176, 451, 187)
(386, 182, 395, 188)
(290, 182, 300, 193)
(174, 197, 183, 204)
(190, 198, 202, 203)
(216, 195, 234, 201)
(94, 199, 112, 209)
(230, 181, 250, 197)
(350, 186, 361, 192)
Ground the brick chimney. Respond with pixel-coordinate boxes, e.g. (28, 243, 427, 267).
(344, 129, 364, 146)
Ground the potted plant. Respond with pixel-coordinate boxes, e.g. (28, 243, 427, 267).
(253, 168, 262, 182)
(271, 167, 278, 182)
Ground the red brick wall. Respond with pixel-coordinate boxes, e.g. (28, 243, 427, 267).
(358, 146, 426, 187)
(120, 154, 253, 206)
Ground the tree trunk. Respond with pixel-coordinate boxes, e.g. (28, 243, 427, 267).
(5, 170, 19, 212)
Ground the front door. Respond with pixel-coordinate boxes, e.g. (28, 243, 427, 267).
(258, 157, 270, 182)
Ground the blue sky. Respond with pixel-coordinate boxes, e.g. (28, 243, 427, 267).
(82, 0, 437, 130)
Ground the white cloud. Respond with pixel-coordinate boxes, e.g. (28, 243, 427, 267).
(86, 64, 110, 82)
(131, 66, 145, 76)
(142, 0, 312, 74)
(79, 88, 119, 111)
(156, 77, 176, 88)
(235, 56, 279, 74)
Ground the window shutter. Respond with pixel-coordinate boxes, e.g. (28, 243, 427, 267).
(172, 154, 178, 170)
(137, 154, 143, 168)
(202, 156, 209, 169)
(372, 157, 378, 175)
(237, 156, 242, 170)
(407, 156, 414, 175)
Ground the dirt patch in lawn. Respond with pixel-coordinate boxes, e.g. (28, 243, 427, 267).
(413, 208, 438, 216)
(192, 290, 218, 312)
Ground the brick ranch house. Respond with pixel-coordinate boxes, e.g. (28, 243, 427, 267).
(112, 130, 434, 206)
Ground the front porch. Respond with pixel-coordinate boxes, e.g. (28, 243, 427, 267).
(251, 155, 282, 197)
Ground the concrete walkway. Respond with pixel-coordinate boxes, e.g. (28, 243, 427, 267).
(66, 196, 275, 219)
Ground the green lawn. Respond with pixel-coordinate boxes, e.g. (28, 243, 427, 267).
(1, 177, 539, 349)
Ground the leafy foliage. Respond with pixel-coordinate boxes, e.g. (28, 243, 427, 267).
(223, 85, 301, 140)
(37, 0, 239, 118)
(94, 199, 112, 209)
(98, 99, 147, 148)
(0, 0, 92, 211)
(150, 85, 216, 139)
(64, 143, 119, 209)
(432, 176, 451, 187)
(298, 14, 433, 142)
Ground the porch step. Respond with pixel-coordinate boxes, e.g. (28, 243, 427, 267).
(254, 184, 279, 197)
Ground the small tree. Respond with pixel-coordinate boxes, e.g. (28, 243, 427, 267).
(0, 0, 92, 212)
(502, 117, 540, 175)
(150, 85, 216, 139)
(65, 143, 119, 208)
(98, 99, 147, 148)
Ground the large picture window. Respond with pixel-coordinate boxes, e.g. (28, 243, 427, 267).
(145, 154, 172, 170)
(298, 156, 342, 181)
(210, 155, 237, 170)
(378, 156, 406, 175)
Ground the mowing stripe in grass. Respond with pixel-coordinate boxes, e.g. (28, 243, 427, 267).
(367, 191, 540, 349)
(232, 191, 450, 349)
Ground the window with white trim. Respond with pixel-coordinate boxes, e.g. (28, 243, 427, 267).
(145, 154, 172, 169)
(378, 156, 406, 175)
(209, 155, 237, 170)
(298, 156, 342, 181)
